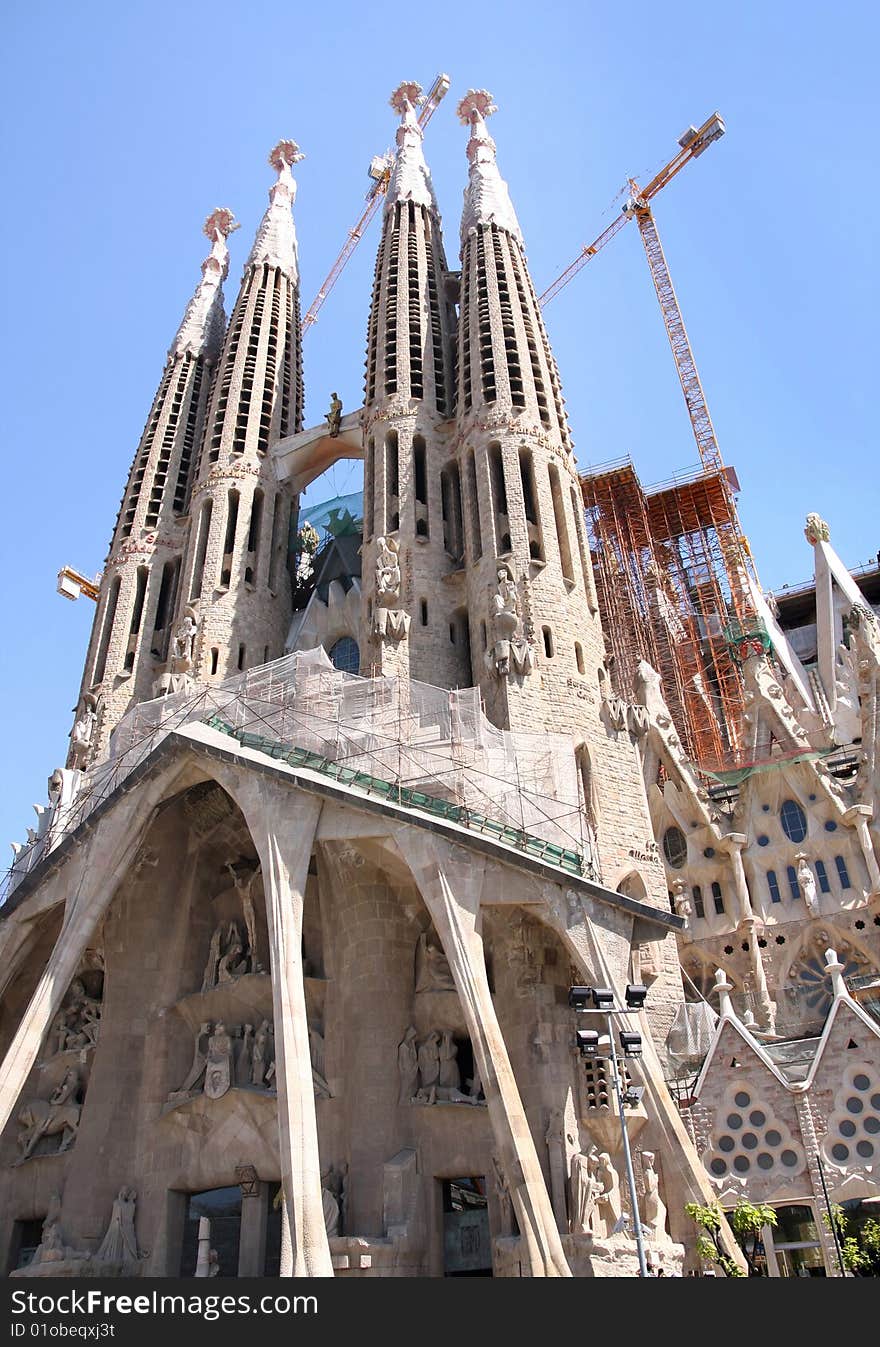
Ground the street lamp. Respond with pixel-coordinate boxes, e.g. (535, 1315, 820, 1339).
(569, 983, 651, 1277)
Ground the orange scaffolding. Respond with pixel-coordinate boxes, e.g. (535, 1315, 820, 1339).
(581, 458, 752, 767)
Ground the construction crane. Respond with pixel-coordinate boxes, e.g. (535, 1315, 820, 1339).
(57, 566, 101, 602)
(301, 73, 451, 335)
(539, 113, 727, 474)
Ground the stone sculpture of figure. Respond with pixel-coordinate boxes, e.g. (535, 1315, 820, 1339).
(416, 1030, 441, 1103)
(325, 392, 343, 437)
(438, 1030, 460, 1090)
(60, 978, 102, 1050)
(227, 859, 262, 973)
(217, 924, 246, 983)
(235, 1024, 254, 1087)
(252, 1020, 272, 1087)
(569, 1145, 602, 1237)
(796, 855, 818, 912)
(207, 1250, 221, 1276)
(204, 1023, 234, 1100)
(170, 609, 198, 672)
(96, 1187, 140, 1264)
(375, 535, 401, 600)
(321, 1173, 340, 1236)
(201, 924, 224, 993)
(69, 695, 98, 765)
(597, 1153, 622, 1238)
(180, 1021, 212, 1094)
(414, 931, 456, 993)
(640, 1151, 668, 1240)
(18, 1068, 81, 1160)
(397, 1026, 419, 1103)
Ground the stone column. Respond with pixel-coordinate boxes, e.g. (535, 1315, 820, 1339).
(237, 1182, 270, 1277)
(544, 1110, 568, 1233)
(719, 833, 752, 925)
(0, 778, 169, 1141)
(241, 782, 332, 1277)
(394, 829, 571, 1277)
(844, 805, 880, 894)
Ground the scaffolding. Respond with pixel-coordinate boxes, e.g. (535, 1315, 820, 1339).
(4, 649, 596, 904)
(582, 457, 755, 768)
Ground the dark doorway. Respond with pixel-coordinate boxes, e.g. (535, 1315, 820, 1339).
(179, 1187, 242, 1277)
(442, 1177, 492, 1276)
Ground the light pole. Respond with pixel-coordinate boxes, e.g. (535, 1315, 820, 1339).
(569, 984, 650, 1278)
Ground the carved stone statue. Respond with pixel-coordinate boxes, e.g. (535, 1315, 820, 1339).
(227, 858, 263, 973)
(252, 1020, 274, 1087)
(397, 1026, 419, 1103)
(796, 854, 818, 912)
(216, 923, 246, 983)
(204, 1022, 234, 1100)
(375, 535, 401, 602)
(179, 1021, 212, 1094)
(487, 565, 534, 676)
(414, 931, 456, 993)
(17, 1068, 81, 1160)
(416, 1030, 441, 1103)
(640, 1151, 668, 1241)
(325, 392, 343, 437)
(596, 1152, 623, 1238)
(321, 1172, 340, 1236)
(492, 1154, 514, 1235)
(69, 695, 99, 767)
(804, 512, 830, 546)
(201, 925, 224, 993)
(95, 1188, 140, 1264)
(569, 1145, 601, 1236)
(438, 1030, 460, 1090)
(235, 1024, 254, 1087)
(170, 608, 198, 673)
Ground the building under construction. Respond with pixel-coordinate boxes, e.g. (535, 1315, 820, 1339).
(580, 456, 756, 769)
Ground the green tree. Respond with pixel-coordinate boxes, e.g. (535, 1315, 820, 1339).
(824, 1204, 880, 1276)
(685, 1200, 776, 1277)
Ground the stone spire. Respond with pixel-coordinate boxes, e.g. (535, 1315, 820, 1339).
(70, 212, 238, 763)
(360, 82, 458, 685)
(385, 81, 439, 214)
(169, 208, 238, 364)
(457, 89, 524, 249)
(174, 141, 306, 687)
(247, 140, 304, 281)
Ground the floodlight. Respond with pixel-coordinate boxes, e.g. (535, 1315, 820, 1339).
(619, 1031, 643, 1059)
(625, 984, 648, 1010)
(568, 986, 593, 1011)
(591, 987, 615, 1010)
(576, 1029, 600, 1057)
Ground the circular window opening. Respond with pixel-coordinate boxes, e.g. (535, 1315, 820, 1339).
(780, 798, 808, 844)
(856, 1141, 875, 1159)
(864, 1117, 880, 1135)
(329, 636, 360, 675)
(749, 1110, 766, 1127)
(781, 1149, 799, 1167)
(853, 1073, 870, 1091)
(831, 1143, 849, 1163)
(662, 826, 687, 870)
(726, 1113, 743, 1130)
(734, 1091, 751, 1108)
(733, 1156, 750, 1174)
(840, 1119, 857, 1138)
(766, 1129, 782, 1147)
(719, 1136, 735, 1153)
(710, 1159, 726, 1176)
(847, 1097, 864, 1115)
(742, 1132, 758, 1150)
(871, 1093, 880, 1111)
(757, 1153, 774, 1170)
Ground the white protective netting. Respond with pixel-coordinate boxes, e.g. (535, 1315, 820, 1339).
(5, 649, 595, 898)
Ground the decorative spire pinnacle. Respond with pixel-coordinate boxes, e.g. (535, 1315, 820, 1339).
(169, 208, 238, 364)
(712, 968, 737, 1021)
(385, 81, 439, 213)
(457, 89, 523, 248)
(823, 948, 850, 1000)
(247, 140, 304, 279)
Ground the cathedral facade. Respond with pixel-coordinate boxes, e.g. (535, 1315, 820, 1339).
(3, 80, 876, 1281)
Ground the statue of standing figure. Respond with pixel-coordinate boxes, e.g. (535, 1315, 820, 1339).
(95, 1188, 140, 1264)
(640, 1151, 668, 1241)
(397, 1026, 419, 1103)
(375, 536, 401, 602)
(569, 1144, 602, 1237)
(796, 854, 819, 912)
(325, 392, 343, 437)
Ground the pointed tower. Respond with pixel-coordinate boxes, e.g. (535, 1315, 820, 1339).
(360, 83, 460, 684)
(452, 91, 665, 890)
(177, 142, 305, 684)
(69, 209, 236, 765)
(452, 90, 604, 734)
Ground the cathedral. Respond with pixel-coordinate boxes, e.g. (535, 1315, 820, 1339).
(1, 81, 878, 1280)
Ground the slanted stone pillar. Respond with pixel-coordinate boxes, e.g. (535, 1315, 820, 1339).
(394, 830, 570, 1276)
(844, 805, 880, 893)
(719, 833, 752, 925)
(0, 778, 169, 1141)
(237, 1181, 270, 1277)
(231, 778, 332, 1277)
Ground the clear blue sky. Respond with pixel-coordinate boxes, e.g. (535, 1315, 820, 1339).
(1, 1, 877, 858)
